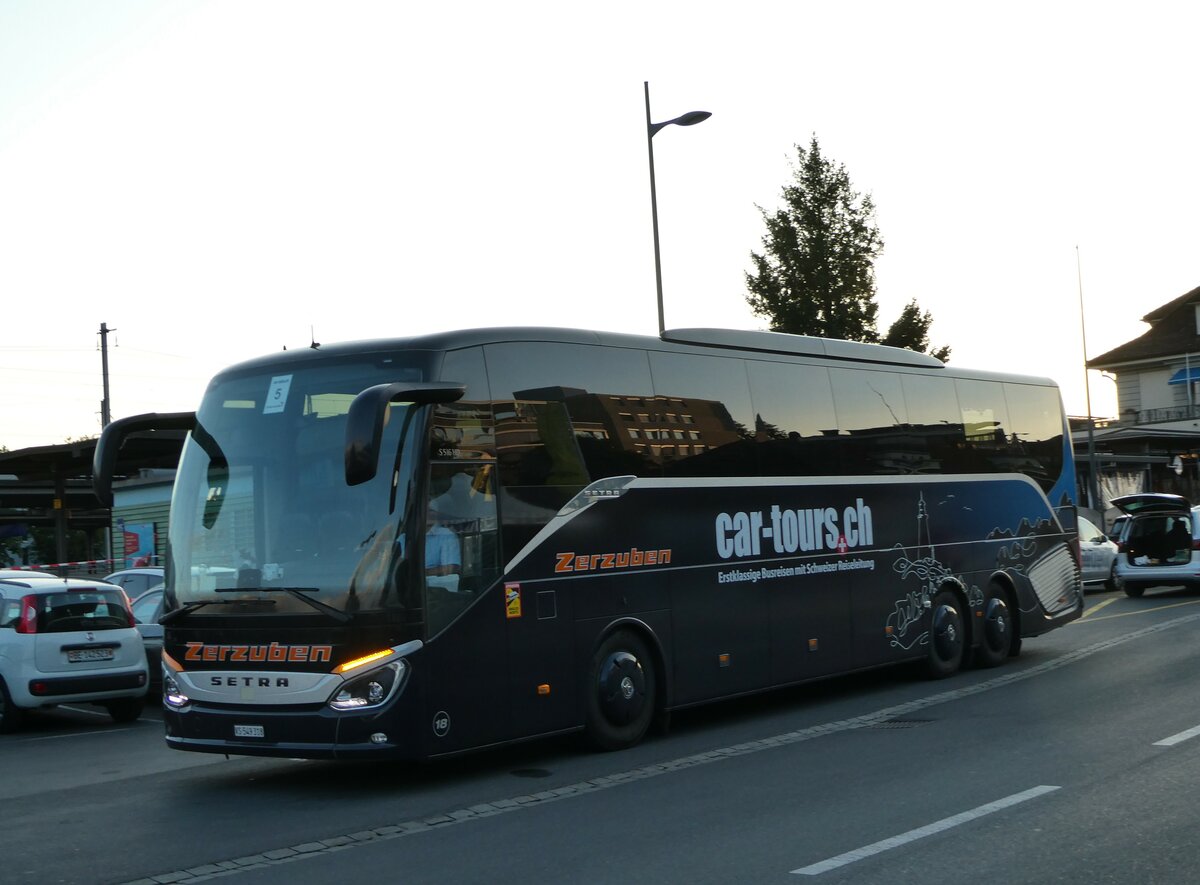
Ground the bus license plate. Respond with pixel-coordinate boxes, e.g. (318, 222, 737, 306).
(67, 648, 114, 663)
(234, 724, 265, 738)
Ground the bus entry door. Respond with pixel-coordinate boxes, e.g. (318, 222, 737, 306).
(504, 581, 577, 738)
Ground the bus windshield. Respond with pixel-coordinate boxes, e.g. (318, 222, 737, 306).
(167, 354, 431, 615)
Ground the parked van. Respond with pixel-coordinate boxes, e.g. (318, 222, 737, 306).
(1111, 494, 1200, 597)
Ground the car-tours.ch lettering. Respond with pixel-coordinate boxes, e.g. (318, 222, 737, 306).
(715, 498, 873, 559)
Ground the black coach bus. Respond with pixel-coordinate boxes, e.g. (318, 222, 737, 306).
(94, 327, 1082, 759)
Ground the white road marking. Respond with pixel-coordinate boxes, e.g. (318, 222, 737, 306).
(59, 704, 110, 717)
(25, 728, 136, 742)
(790, 785, 1061, 875)
(1154, 724, 1200, 747)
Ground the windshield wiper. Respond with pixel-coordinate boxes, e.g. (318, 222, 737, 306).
(159, 600, 217, 625)
(159, 597, 279, 625)
(217, 587, 353, 623)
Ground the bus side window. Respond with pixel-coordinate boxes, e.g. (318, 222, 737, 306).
(428, 463, 500, 596)
(494, 400, 589, 558)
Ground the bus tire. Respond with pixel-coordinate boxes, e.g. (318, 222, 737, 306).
(926, 591, 965, 679)
(584, 630, 656, 751)
(0, 679, 23, 734)
(974, 582, 1013, 669)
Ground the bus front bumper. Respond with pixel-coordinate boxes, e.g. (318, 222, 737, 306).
(163, 701, 418, 760)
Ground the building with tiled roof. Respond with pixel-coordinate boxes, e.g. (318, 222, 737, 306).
(1077, 284, 1200, 520)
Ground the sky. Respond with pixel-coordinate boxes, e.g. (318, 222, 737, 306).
(3, 0, 1198, 452)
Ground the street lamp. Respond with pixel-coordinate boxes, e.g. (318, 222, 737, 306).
(1077, 246, 1102, 513)
(645, 81, 710, 337)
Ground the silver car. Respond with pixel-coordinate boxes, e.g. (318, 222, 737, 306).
(1111, 494, 1200, 597)
(101, 567, 165, 600)
(1077, 515, 1119, 591)
(129, 584, 164, 687)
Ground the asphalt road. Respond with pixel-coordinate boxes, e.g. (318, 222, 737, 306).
(5, 585, 1200, 885)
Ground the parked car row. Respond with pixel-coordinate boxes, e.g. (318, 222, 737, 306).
(0, 567, 164, 732)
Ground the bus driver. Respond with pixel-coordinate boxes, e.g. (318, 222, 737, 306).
(423, 501, 462, 592)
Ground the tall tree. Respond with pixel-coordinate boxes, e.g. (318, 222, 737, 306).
(745, 135, 883, 342)
(882, 299, 951, 362)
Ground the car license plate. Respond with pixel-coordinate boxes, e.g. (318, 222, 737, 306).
(67, 648, 114, 662)
(234, 724, 265, 738)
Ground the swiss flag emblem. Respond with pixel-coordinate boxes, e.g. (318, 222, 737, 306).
(836, 534, 849, 555)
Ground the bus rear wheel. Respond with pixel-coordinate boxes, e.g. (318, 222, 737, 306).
(926, 591, 965, 679)
(584, 630, 656, 751)
(974, 582, 1013, 668)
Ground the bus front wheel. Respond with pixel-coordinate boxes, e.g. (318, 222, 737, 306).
(926, 591, 965, 679)
(584, 630, 656, 751)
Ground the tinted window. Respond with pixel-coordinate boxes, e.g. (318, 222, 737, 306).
(423, 462, 501, 637)
(485, 341, 653, 401)
(746, 359, 840, 476)
(440, 346, 491, 401)
(955, 378, 1013, 474)
(900, 373, 967, 475)
(566, 392, 660, 480)
(1003, 382, 1064, 491)
(648, 351, 756, 477)
(431, 401, 495, 462)
(829, 367, 909, 474)
(485, 341, 658, 481)
(492, 399, 589, 557)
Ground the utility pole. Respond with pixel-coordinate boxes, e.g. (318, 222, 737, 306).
(97, 322, 115, 571)
(99, 322, 114, 427)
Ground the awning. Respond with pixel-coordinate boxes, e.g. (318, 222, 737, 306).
(1168, 366, 1200, 385)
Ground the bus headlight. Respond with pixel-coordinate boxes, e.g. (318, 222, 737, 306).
(329, 660, 407, 711)
(164, 670, 190, 708)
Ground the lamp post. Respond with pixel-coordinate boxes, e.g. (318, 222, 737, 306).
(1077, 246, 1101, 513)
(645, 81, 710, 337)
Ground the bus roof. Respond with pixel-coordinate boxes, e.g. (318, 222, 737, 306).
(218, 326, 1057, 388)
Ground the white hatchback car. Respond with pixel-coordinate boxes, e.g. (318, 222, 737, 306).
(0, 572, 148, 732)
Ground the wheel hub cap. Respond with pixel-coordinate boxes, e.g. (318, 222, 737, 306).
(599, 651, 646, 725)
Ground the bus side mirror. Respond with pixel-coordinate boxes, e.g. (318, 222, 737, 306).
(93, 412, 196, 507)
(344, 382, 465, 486)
